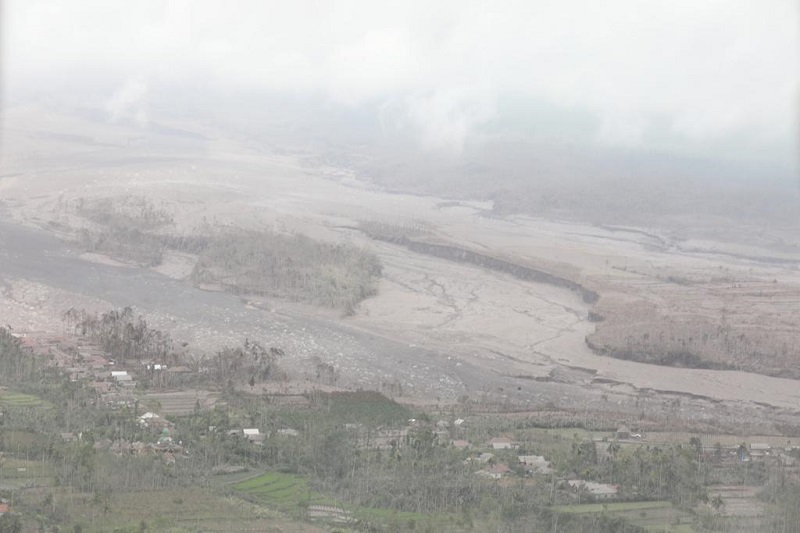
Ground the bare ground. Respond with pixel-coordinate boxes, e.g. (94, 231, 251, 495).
(3, 106, 800, 431)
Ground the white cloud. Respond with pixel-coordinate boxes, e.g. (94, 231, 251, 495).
(402, 88, 497, 153)
(4, 0, 797, 162)
(104, 78, 149, 126)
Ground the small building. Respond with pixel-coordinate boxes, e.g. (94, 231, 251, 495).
(451, 439, 470, 450)
(490, 437, 516, 450)
(0, 503, 10, 516)
(477, 463, 511, 480)
(465, 452, 495, 464)
(567, 480, 619, 500)
(113, 374, 134, 387)
(242, 428, 264, 443)
(139, 412, 172, 430)
(616, 425, 631, 440)
(277, 428, 299, 437)
(518, 455, 553, 474)
(749, 443, 772, 459)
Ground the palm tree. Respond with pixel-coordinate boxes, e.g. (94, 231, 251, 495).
(607, 442, 621, 457)
(689, 436, 702, 459)
(711, 494, 725, 513)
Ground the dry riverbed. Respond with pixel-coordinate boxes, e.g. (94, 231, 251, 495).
(3, 106, 800, 431)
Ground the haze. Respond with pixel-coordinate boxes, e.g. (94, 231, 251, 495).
(2, 2, 800, 532)
(5, 0, 798, 169)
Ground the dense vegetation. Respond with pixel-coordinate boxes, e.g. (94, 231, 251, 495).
(190, 228, 381, 312)
(63, 307, 175, 364)
(72, 196, 382, 311)
(586, 311, 800, 378)
(3, 316, 800, 531)
(76, 196, 174, 266)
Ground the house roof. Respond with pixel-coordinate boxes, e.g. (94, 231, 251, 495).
(519, 455, 547, 464)
(487, 463, 511, 474)
(568, 480, 619, 495)
(243, 428, 260, 436)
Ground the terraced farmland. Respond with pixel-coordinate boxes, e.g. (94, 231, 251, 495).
(233, 471, 340, 516)
(0, 391, 45, 407)
(553, 501, 697, 532)
(140, 389, 219, 416)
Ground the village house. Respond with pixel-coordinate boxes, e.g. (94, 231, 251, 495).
(567, 480, 619, 500)
(242, 428, 261, 439)
(518, 455, 553, 474)
(750, 443, 772, 454)
(138, 412, 172, 430)
(465, 452, 495, 465)
(451, 439, 470, 450)
(477, 463, 511, 480)
(489, 437, 517, 450)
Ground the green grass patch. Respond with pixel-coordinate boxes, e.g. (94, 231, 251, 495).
(234, 471, 337, 513)
(57, 487, 320, 533)
(0, 430, 38, 450)
(0, 391, 45, 407)
(234, 471, 457, 531)
(323, 391, 412, 426)
(553, 501, 673, 514)
(0, 458, 55, 489)
(256, 390, 412, 432)
(553, 501, 698, 532)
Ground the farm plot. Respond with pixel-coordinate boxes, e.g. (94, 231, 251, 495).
(234, 471, 340, 517)
(0, 458, 55, 489)
(0, 391, 46, 408)
(140, 389, 219, 416)
(707, 485, 764, 517)
(234, 471, 456, 531)
(553, 501, 697, 532)
(58, 486, 325, 533)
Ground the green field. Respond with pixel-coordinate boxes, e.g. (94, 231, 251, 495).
(553, 501, 674, 514)
(234, 471, 457, 531)
(0, 391, 45, 407)
(60, 487, 325, 533)
(261, 390, 412, 431)
(233, 471, 338, 514)
(553, 501, 697, 532)
(0, 458, 55, 489)
(324, 391, 412, 426)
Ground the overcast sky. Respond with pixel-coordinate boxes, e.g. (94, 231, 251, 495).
(3, 0, 798, 172)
